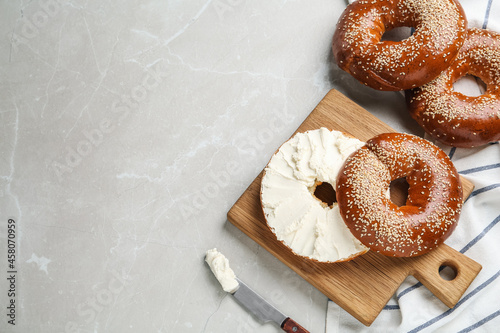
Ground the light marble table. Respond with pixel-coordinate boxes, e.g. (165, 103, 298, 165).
(0, 1, 423, 332)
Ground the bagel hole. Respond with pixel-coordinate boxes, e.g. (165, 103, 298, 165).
(453, 74, 487, 97)
(381, 26, 413, 42)
(389, 177, 410, 207)
(313, 182, 337, 207)
(439, 263, 458, 281)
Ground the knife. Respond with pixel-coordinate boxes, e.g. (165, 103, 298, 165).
(231, 278, 309, 333)
(205, 249, 309, 332)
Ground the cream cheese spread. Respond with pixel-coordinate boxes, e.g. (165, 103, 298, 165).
(205, 248, 239, 293)
(261, 128, 369, 262)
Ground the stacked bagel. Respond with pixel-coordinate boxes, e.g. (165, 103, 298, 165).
(333, 0, 500, 148)
(259, 0, 495, 262)
(260, 129, 463, 261)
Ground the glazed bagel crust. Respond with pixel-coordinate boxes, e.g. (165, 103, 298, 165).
(406, 28, 500, 147)
(332, 0, 467, 91)
(336, 133, 463, 257)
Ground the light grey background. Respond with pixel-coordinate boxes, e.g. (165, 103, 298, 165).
(0, 1, 424, 332)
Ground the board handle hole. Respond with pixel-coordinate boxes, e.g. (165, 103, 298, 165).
(439, 262, 458, 281)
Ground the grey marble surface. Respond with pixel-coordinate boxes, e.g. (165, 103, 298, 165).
(0, 1, 423, 332)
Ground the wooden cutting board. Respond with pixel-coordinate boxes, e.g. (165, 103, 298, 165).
(227, 89, 482, 326)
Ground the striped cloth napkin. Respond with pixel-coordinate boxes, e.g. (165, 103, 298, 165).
(327, 1, 500, 332)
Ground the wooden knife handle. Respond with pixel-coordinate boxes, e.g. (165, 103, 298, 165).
(281, 317, 309, 333)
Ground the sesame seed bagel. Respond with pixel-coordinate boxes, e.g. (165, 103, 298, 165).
(336, 133, 463, 257)
(332, 0, 467, 91)
(406, 28, 500, 147)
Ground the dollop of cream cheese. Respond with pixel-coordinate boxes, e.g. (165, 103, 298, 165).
(261, 128, 369, 262)
(205, 248, 239, 293)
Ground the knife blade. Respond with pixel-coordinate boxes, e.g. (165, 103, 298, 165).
(205, 249, 309, 332)
(232, 278, 309, 333)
